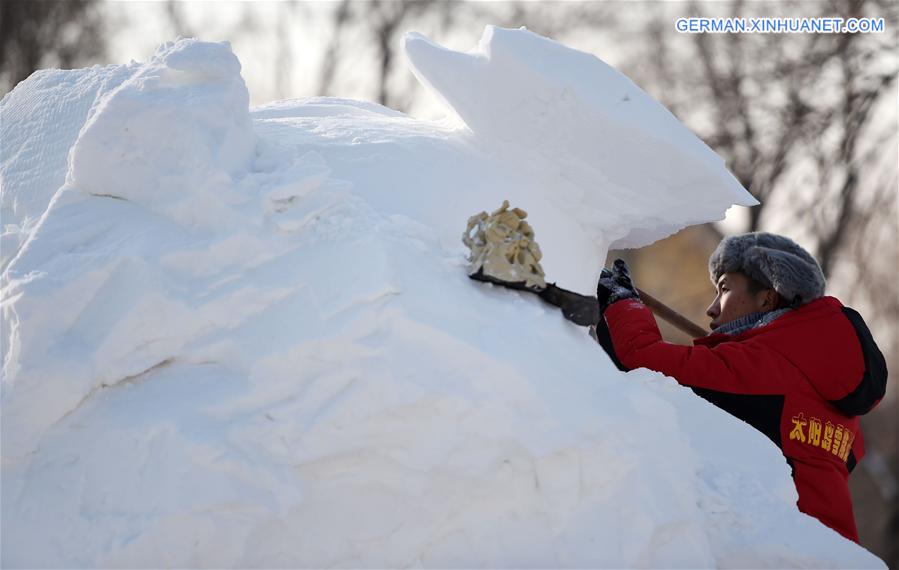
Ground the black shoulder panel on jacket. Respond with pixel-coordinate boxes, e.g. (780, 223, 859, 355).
(691, 388, 785, 449)
(832, 307, 888, 416)
(595, 318, 628, 372)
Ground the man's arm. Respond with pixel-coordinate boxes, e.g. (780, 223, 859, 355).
(604, 299, 790, 395)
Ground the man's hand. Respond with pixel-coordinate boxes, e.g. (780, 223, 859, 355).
(597, 258, 640, 314)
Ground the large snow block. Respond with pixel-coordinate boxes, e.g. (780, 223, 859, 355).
(404, 26, 758, 250)
(68, 39, 256, 232)
(0, 63, 136, 269)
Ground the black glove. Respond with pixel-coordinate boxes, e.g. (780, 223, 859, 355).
(596, 258, 639, 314)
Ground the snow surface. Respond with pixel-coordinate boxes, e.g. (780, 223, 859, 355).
(0, 61, 137, 271)
(0, 31, 883, 568)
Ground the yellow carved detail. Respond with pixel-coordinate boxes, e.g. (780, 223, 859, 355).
(462, 200, 546, 289)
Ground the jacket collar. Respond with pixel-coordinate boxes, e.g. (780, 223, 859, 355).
(695, 296, 841, 348)
(713, 307, 793, 336)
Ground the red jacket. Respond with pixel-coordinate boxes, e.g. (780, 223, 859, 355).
(604, 296, 887, 542)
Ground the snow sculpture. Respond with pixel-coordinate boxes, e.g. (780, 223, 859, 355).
(69, 39, 256, 232)
(463, 200, 546, 289)
(0, 34, 884, 570)
(404, 26, 759, 253)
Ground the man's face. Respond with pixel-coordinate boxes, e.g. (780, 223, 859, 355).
(706, 272, 772, 331)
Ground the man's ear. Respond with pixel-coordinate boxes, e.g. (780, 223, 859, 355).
(762, 289, 779, 311)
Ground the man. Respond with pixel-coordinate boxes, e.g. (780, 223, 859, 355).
(596, 232, 887, 543)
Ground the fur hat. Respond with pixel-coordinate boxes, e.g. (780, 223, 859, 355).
(708, 232, 826, 306)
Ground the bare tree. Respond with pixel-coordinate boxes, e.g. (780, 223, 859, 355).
(275, 0, 302, 100)
(318, 0, 352, 97)
(0, 0, 105, 95)
(157, 1, 265, 96)
(164, 0, 193, 38)
(654, 0, 898, 279)
(315, 0, 468, 111)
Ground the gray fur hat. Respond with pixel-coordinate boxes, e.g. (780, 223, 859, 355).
(708, 232, 826, 306)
